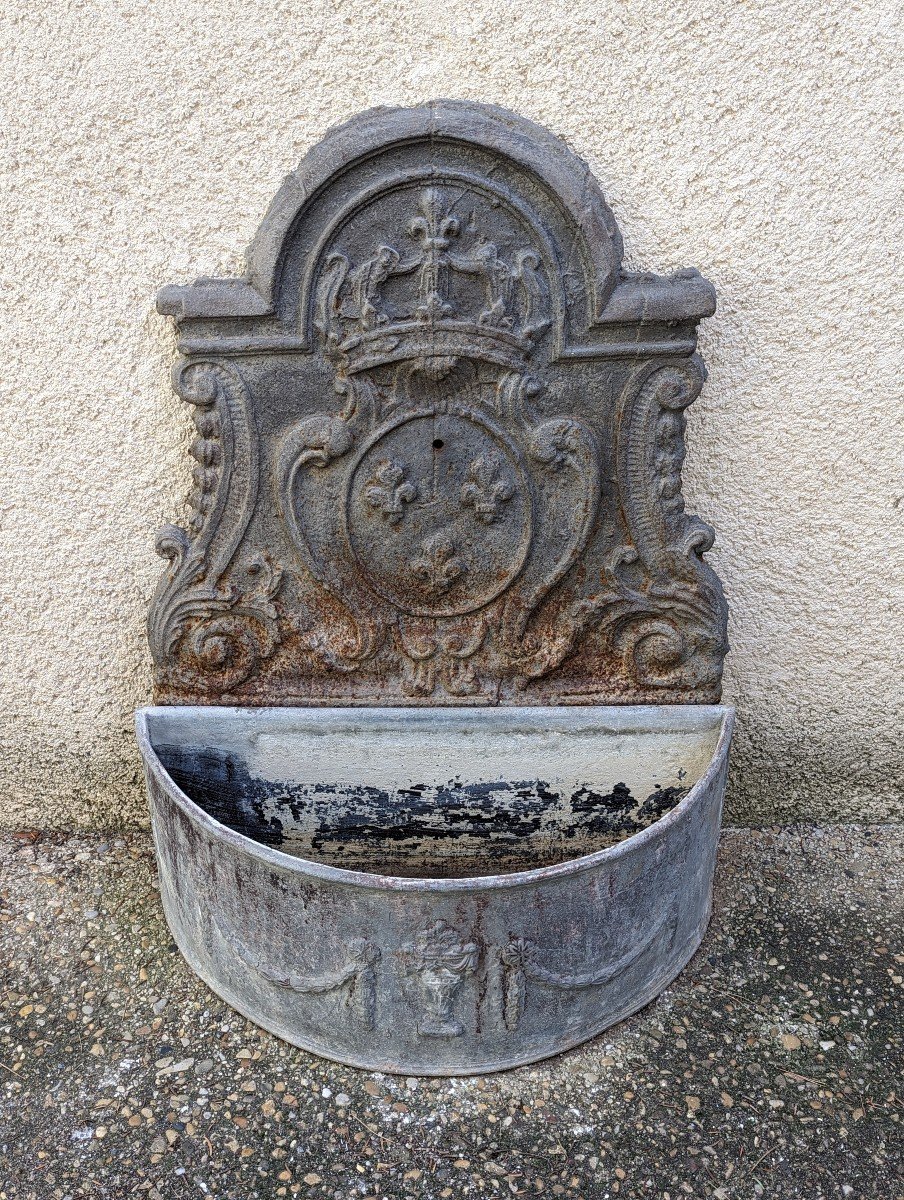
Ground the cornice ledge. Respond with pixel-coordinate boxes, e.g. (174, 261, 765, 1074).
(597, 269, 716, 325)
(157, 278, 272, 321)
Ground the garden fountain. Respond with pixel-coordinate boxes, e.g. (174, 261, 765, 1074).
(137, 101, 733, 1074)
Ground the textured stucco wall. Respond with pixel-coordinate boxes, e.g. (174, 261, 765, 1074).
(1, 1, 901, 828)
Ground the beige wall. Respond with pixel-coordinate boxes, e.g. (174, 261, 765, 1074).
(1, 1, 901, 828)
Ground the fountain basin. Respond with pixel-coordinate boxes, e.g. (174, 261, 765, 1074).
(136, 704, 734, 1075)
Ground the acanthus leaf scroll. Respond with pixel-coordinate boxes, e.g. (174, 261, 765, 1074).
(149, 361, 283, 699)
(151, 103, 727, 705)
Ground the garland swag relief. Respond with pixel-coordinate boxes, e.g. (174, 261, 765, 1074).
(151, 102, 727, 706)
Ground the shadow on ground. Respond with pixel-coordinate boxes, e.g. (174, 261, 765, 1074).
(1, 826, 901, 1200)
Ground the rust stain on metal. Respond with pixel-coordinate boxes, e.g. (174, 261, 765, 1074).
(150, 102, 726, 708)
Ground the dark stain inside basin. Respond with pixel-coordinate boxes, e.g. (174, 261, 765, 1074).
(156, 744, 688, 878)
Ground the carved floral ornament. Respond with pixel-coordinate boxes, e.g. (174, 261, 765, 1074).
(151, 101, 727, 706)
(214, 911, 677, 1039)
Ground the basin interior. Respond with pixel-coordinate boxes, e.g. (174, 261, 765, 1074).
(144, 707, 725, 879)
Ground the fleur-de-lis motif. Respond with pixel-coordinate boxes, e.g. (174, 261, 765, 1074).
(408, 187, 460, 321)
(410, 533, 467, 595)
(364, 459, 417, 524)
(460, 454, 515, 524)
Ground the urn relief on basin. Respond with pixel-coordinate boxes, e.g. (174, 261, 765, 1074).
(137, 100, 733, 1075)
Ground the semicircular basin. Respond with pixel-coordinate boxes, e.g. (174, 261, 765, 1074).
(136, 704, 734, 1075)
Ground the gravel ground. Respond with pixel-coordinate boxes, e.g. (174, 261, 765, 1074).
(0, 826, 901, 1200)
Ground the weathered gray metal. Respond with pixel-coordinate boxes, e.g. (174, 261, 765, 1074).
(140, 101, 734, 1073)
(150, 100, 727, 707)
(137, 705, 733, 1075)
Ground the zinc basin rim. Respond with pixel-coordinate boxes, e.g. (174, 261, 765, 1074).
(135, 704, 735, 894)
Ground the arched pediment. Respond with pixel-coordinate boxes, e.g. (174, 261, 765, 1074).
(158, 101, 714, 361)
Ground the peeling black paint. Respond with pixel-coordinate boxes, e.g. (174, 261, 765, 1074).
(157, 744, 688, 878)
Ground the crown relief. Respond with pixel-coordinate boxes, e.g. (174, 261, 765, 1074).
(314, 187, 549, 372)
